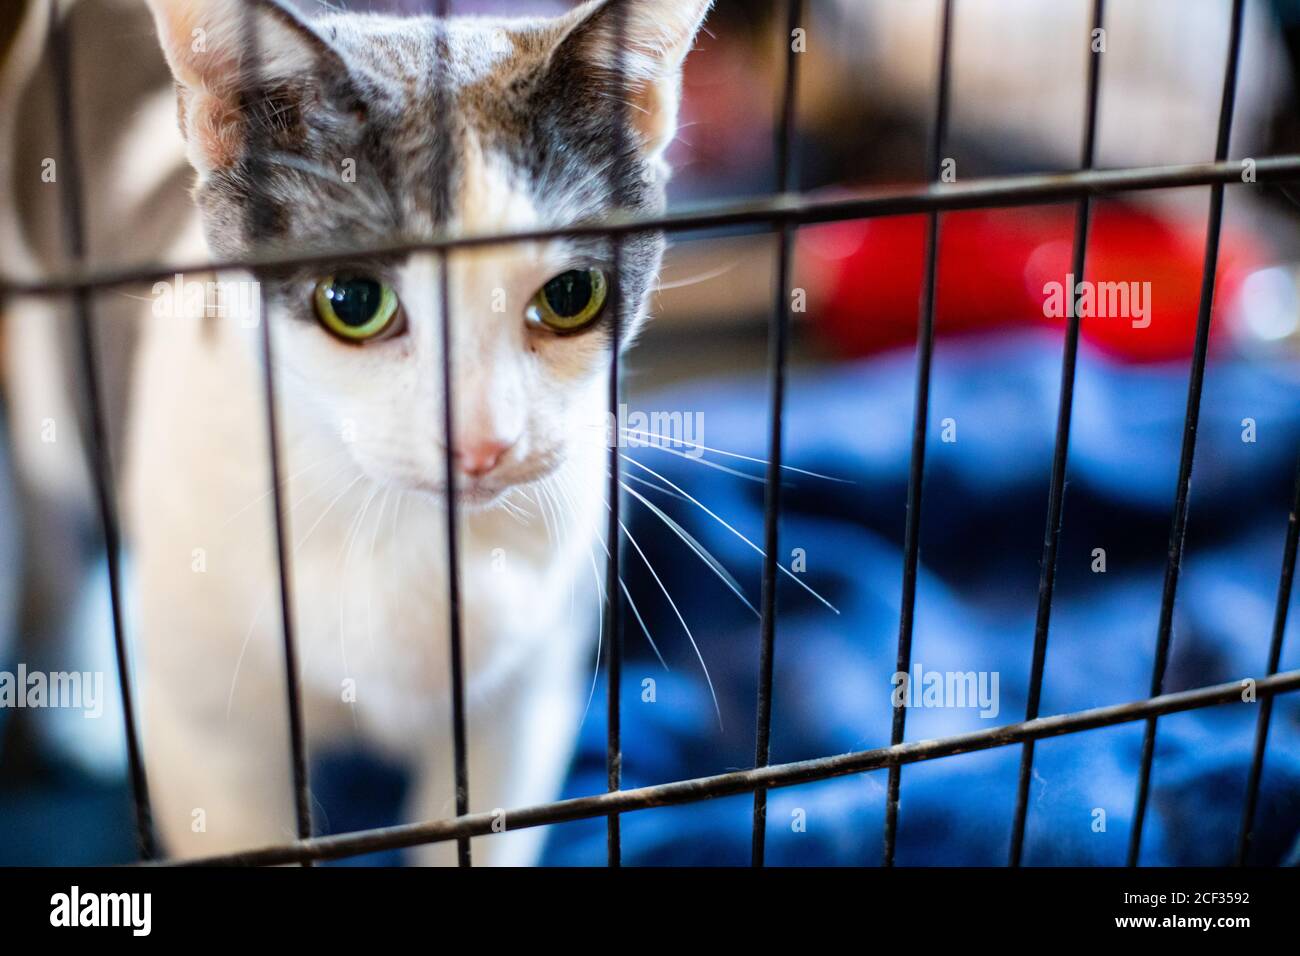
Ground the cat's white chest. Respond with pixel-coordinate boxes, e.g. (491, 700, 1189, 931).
(125, 300, 602, 761)
(288, 469, 600, 754)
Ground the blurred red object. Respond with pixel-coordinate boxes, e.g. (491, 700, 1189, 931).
(803, 202, 1265, 363)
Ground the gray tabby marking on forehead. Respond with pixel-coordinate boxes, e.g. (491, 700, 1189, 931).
(146, 0, 709, 347)
(153, 1, 703, 255)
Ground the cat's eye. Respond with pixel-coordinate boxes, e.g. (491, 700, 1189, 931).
(525, 268, 609, 333)
(313, 274, 402, 343)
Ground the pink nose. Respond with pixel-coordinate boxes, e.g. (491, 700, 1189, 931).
(454, 439, 513, 478)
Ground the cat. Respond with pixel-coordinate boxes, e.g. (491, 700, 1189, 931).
(16, 0, 711, 866)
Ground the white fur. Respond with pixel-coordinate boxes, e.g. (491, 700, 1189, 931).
(2, 0, 706, 866)
(123, 0, 656, 865)
(126, 222, 611, 866)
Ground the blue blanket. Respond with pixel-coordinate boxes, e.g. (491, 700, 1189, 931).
(2, 330, 1297, 866)
(540, 330, 1300, 866)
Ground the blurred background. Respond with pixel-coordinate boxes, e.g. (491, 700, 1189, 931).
(2, 0, 1299, 865)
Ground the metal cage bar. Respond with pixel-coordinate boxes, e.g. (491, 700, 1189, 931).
(9, 158, 1300, 302)
(602, 0, 632, 869)
(750, 0, 805, 869)
(431, 0, 473, 870)
(883, 0, 955, 868)
(1008, 0, 1106, 868)
(1235, 455, 1300, 864)
(240, 2, 315, 860)
(173, 669, 1300, 867)
(44, 0, 156, 861)
(439, 243, 472, 868)
(8, 0, 1300, 871)
(438, 242, 472, 868)
(1127, 0, 1247, 867)
(603, 242, 624, 866)
(604, 236, 624, 866)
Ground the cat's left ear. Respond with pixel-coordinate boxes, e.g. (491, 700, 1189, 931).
(145, 0, 345, 175)
(554, 0, 714, 162)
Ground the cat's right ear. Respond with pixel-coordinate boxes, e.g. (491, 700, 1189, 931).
(549, 0, 714, 165)
(144, 0, 341, 176)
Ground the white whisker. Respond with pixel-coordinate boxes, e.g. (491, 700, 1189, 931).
(294, 473, 365, 554)
(499, 489, 530, 524)
(621, 454, 840, 615)
(630, 440, 766, 484)
(530, 487, 554, 546)
(225, 593, 268, 720)
(623, 471, 689, 502)
(655, 260, 739, 292)
(221, 451, 348, 528)
(620, 427, 852, 484)
(587, 497, 668, 670)
(579, 546, 606, 729)
(364, 487, 392, 659)
(338, 484, 381, 731)
(619, 516, 721, 729)
(619, 479, 758, 618)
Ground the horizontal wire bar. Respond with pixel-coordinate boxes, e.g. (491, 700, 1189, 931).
(165, 668, 1300, 867)
(4, 156, 1298, 301)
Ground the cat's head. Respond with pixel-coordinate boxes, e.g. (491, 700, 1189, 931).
(145, 0, 711, 507)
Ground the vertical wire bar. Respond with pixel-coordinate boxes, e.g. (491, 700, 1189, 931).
(1008, 0, 1106, 868)
(432, 0, 472, 868)
(1127, 0, 1245, 868)
(604, 238, 624, 867)
(440, 243, 471, 868)
(1234, 454, 1300, 864)
(604, 0, 630, 869)
(751, 0, 805, 868)
(882, 0, 955, 868)
(45, 0, 156, 860)
(240, 3, 314, 857)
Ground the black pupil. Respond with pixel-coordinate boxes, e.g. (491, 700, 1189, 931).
(326, 277, 383, 327)
(543, 270, 593, 318)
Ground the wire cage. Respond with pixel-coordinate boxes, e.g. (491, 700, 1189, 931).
(2, 0, 1299, 868)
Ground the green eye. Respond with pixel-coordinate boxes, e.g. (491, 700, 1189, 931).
(313, 274, 401, 342)
(525, 268, 609, 333)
